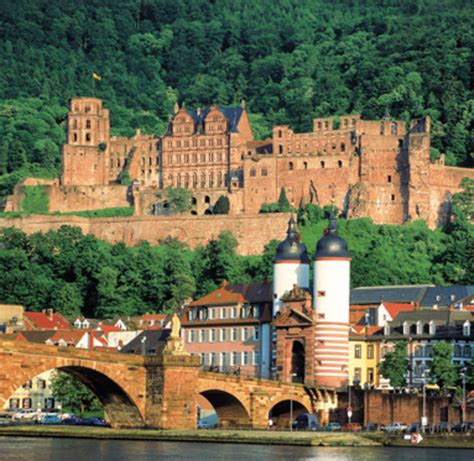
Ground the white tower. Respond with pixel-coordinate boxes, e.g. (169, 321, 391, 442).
(272, 214, 310, 316)
(312, 213, 351, 388)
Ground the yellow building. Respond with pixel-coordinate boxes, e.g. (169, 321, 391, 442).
(348, 328, 381, 388)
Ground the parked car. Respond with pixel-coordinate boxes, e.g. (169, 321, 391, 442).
(39, 414, 62, 425)
(452, 421, 474, 433)
(342, 423, 362, 431)
(78, 417, 110, 427)
(365, 422, 381, 431)
(323, 422, 342, 431)
(292, 413, 320, 431)
(12, 409, 39, 421)
(382, 422, 407, 433)
(61, 416, 82, 425)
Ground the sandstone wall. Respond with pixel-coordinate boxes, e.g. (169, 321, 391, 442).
(0, 213, 289, 255)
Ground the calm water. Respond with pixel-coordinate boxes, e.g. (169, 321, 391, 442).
(0, 438, 472, 461)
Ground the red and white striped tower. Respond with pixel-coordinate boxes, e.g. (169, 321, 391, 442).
(312, 213, 351, 388)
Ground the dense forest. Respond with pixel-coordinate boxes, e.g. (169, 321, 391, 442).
(0, 0, 473, 189)
(0, 184, 471, 319)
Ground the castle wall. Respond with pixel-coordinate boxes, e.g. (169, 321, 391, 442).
(0, 213, 289, 256)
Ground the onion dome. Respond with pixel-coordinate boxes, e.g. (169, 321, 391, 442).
(274, 213, 310, 263)
(313, 213, 350, 259)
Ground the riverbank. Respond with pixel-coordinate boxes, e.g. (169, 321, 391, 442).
(0, 426, 473, 448)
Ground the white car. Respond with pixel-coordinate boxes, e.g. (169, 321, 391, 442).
(12, 409, 39, 421)
(383, 422, 408, 433)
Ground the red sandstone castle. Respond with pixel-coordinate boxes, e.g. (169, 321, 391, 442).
(8, 97, 474, 227)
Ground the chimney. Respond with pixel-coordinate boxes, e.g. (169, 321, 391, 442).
(46, 309, 54, 321)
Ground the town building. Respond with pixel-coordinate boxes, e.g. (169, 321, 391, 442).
(6, 98, 474, 229)
(24, 309, 70, 331)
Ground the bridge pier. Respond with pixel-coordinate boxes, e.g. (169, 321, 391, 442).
(144, 354, 200, 429)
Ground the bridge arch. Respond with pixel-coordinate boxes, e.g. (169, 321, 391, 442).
(268, 398, 311, 429)
(0, 351, 146, 428)
(199, 389, 251, 429)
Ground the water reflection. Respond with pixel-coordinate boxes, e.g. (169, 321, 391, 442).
(0, 438, 472, 461)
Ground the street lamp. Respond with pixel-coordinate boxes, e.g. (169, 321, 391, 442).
(422, 368, 430, 433)
(460, 367, 467, 424)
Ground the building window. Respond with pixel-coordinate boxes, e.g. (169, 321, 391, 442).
(254, 351, 260, 365)
(289, 162, 294, 171)
(354, 368, 361, 382)
(250, 168, 256, 177)
(320, 161, 325, 168)
(209, 329, 216, 342)
(381, 346, 388, 357)
(403, 321, 409, 335)
(231, 328, 238, 341)
(380, 123, 384, 135)
(463, 321, 470, 336)
(367, 345, 374, 359)
(85, 133, 91, 142)
(188, 330, 195, 343)
(220, 329, 227, 342)
(463, 345, 471, 357)
(73, 133, 78, 142)
(242, 328, 248, 341)
(391, 123, 398, 135)
(261, 168, 268, 177)
(254, 327, 259, 341)
(391, 194, 395, 201)
(278, 129, 282, 138)
(242, 352, 249, 366)
(388, 175, 392, 183)
(37, 379, 46, 390)
(44, 398, 55, 409)
(221, 308, 227, 319)
(231, 308, 238, 319)
(22, 398, 32, 409)
(209, 309, 215, 320)
(279, 145, 283, 154)
(303, 162, 308, 170)
(22, 380, 32, 389)
(341, 143, 345, 152)
(367, 368, 374, 384)
(199, 330, 205, 343)
(9, 398, 19, 409)
(231, 352, 238, 366)
(354, 345, 362, 359)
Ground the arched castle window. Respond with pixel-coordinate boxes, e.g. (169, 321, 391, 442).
(193, 173, 198, 188)
(85, 133, 91, 142)
(177, 173, 182, 187)
(261, 168, 268, 177)
(193, 154, 198, 163)
(168, 174, 173, 185)
(217, 171, 223, 187)
(250, 168, 256, 177)
(73, 120, 78, 130)
(303, 162, 308, 170)
(209, 172, 214, 188)
(320, 161, 325, 168)
(117, 159, 121, 167)
(184, 173, 189, 188)
(379, 123, 384, 135)
(338, 160, 343, 168)
(341, 143, 345, 152)
(201, 172, 206, 188)
(278, 129, 282, 138)
(86, 120, 91, 129)
(200, 153, 206, 163)
(278, 145, 283, 154)
(289, 162, 294, 171)
(73, 133, 78, 142)
(209, 152, 214, 162)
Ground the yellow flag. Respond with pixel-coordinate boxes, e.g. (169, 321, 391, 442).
(92, 72, 102, 81)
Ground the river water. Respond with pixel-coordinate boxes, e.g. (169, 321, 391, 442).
(0, 438, 472, 461)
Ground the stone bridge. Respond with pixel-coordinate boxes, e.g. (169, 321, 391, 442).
(0, 340, 337, 429)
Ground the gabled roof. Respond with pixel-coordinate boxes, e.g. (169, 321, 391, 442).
(120, 329, 170, 355)
(16, 330, 56, 343)
(24, 311, 71, 331)
(190, 282, 272, 307)
(381, 302, 415, 319)
(350, 285, 432, 305)
(351, 325, 383, 336)
(273, 307, 313, 327)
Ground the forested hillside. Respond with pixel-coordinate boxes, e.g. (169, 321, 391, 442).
(0, 0, 473, 186)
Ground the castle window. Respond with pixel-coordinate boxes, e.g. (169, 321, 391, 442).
(176, 140, 181, 148)
(338, 160, 343, 168)
(388, 175, 392, 183)
(278, 129, 282, 138)
(117, 159, 121, 167)
(168, 141, 172, 148)
(217, 152, 222, 162)
(110, 159, 114, 167)
(192, 139, 197, 147)
(379, 123, 384, 135)
(279, 145, 283, 154)
(209, 172, 214, 188)
(391, 122, 398, 135)
(217, 139, 222, 146)
(341, 143, 345, 152)
(73, 120, 78, 129)
(177, 174, 182, 187)
(354, 345, 362, 358)
(85, 133, 91, 142)
(352, 118, 356, 127)
(184, 140, 189, 147)
(320, 161, 325, 168)
(193, 154, 198, 163)
(73, 133, 78, 142)
(184, 154, 189, 163)
(86, 120, 91, 129)
(176, 155, 181, 164)
(168, 174, 173, 185)
(85, 106, 90, 113)
(184, 173, 189, 188)
(344, 119, 348, 128)
(391, 194, 395, 201)
(303, 162, 308, 170)
(261, 168, 268, 177)
(168, 155, 173, 164)
(193, 173, 198, 188)
(149, 157, 152, 166)
(289, 162, 294, 171)
(318, 122, 322, 129)
(250, 168, 256, 177)
(209, 139, 214, 146)
(218, 124, 222, 131)
(399, 139, 403, 148)
(209, 152, 214, 162)
(201, 172, 206, 188)
(200, 139, 205, 146)
(201, 153, 206, 163)
(217, 171, 223, 187)
(148, 169, 152, 175)
(325, 121, 329, 129)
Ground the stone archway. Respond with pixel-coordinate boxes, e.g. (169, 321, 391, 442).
(268, 399, 311, 429)
(291, 341, 305, 383)
(200, 389, 251, 429)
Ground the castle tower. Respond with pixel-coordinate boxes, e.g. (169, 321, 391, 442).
(312, 213, 351, 388)
(272, 213, 310, 316)
(62, 97, 110, 186)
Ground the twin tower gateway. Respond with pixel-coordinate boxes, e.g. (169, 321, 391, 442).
(272, 213, 351, 388)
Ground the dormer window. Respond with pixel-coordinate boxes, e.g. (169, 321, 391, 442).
(463, 320, 470, 337)
(416, 321, 423, 335)
(429, 321, 436, 335)
(403, 321, 409, 336)
(436, 295, 441, 302)
(450, 294, 456, 302)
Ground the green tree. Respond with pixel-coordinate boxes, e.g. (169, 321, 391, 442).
(49, 282, 83, 318)
(165, 187, 192, 213)
(378, 341, 409, 389)
(277, 187, 291, 212)
(51, 371, 103, 417)
(213, 195, 230, 214)
(430, 341, 457, 391)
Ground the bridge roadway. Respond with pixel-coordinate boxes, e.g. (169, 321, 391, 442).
(0, 340, 336, 429)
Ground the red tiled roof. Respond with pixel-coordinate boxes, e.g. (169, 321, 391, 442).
(48, 330, 87, 345)
(98, 325, 121, 333)
(382, 302, 415, 319)
(191, 282, 272, 307)
(351, 325, 383, 336)
(141, 314, 168, 321)
(24, 311, 71, 331)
